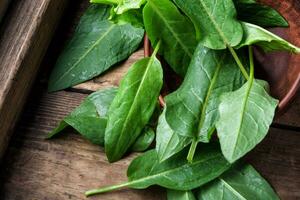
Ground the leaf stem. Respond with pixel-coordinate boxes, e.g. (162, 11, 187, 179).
(248, 46, 254, 79)
(85, 182, 131, 197)
(152, 40, 161, 57)
(187, 139, 198, 163)
(227, 46, 249, 80)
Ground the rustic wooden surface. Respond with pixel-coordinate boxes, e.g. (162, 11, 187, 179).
(0, 0, 68, 159)
(0, 0, 300, 199)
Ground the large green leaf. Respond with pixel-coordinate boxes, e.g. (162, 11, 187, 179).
(234, 1, 288, 27)
(167, 190, 196, 200)
(48, 5, 144, 92)
(165, 45, 246, 143)
(236, 22, 300, 53)
(105, 45, 163, 162)
(216, 79, 278, 163)
(173, 0, 243, 49)
(47, 87, 117, 146)
(197, 164, 280, 200)
(85, 144, 231, 196)
(143, 0, 197, 76)
(156, 107, 192, 162)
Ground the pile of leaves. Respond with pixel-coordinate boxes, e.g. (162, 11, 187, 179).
(48, 0, 300, 199)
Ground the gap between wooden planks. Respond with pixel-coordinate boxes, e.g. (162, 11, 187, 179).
(0, 0, 69, 160)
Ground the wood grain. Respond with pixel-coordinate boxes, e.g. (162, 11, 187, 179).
(0, 89, 164, 200)
(0, 0, 68, 159)
(0, 89, 299, 199)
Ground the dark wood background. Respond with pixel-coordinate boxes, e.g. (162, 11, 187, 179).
(0, 0, 300, 199)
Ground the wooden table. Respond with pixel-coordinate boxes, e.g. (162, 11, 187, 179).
(1, 1, 300, 199)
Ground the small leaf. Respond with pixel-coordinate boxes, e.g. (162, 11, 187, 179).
(47, 87, 118, 146)
(216, 79, 278, 163)
(234, 1, 288, 27)
(173, 0, 243, 49)
(105, 43, 163, 162)
(130, 127, 155, 152)
(48, 5, 144, 92)
(236, 22, 300, 53)
(156, 107, 192, 162)
(197, 163, 280, 200)
(165, 44, 246, 142)
(143, 0, 197, 76)
(167, 190, 196, 200)
(85, 144, 231, 196)
(91, 0, 146, 15)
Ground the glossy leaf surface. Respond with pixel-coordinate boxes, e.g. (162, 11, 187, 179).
(197, 164, 280, 200)
(237, 22, 300, 53)
(173, 0, 243, 49)
(85, 144, 231, 196)
(165, 45, 246, 142)
(167, 190, 196, 200)
(126, 145, 230, 190)
(143, 0, 197, 76)
(234, 1, 288, 27)
(105, 51, 163, 162)
(48, 5, 144, 92)
(156, 107, 192, 162)
(216, 80, 278, 163)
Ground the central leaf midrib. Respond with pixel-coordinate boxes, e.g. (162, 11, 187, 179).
(196, 54, 225, 138)
(128, 154, 220, 187)
(219, 178, 247, 200)
(197, 0, 229, 45)
(231, 77, 254, 158)
(53, 24, 115, 85)
(148, 1, 193, 58)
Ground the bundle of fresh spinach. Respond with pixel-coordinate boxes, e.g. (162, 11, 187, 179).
(48, 0, 300, 199)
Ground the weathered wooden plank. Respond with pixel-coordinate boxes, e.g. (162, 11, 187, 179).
(0, 89, 164, 200)
(0, 89, 299, 199)
(0, 0, 69, 159)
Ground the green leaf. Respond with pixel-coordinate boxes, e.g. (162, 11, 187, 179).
(47, 87, 118, 146)
(173, 0, 243, 49)
(143, 0, 197, 76)
(91, 0, 145, 15)
(48, 5, 144, 92)
(236, 22, 300, 53)
(167, 190, 196, 200)
(197, 164, 280, 200)
(130, 127, 155, 152)
(85, 144, 231, 196)
(234, 1, 288, 27)
(115, 0, 146, 14)
(110, 8, 144, 28)
(216, 77, 278, 163)
(165, 45, 246, 143)
(105, 43, 163, 162)
(156, 107, 192, 162)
